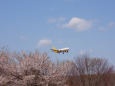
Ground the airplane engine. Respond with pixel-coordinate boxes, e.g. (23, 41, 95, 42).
(66, 51, 68, 53)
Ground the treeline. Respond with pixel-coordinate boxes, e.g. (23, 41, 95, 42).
(0, 48, 115, 86)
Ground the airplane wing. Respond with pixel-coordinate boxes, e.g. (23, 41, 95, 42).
(53, 49, 59, 51)
(50, 49, 60, 52)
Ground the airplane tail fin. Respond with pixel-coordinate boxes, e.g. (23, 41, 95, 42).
(53, 47, 55, 50)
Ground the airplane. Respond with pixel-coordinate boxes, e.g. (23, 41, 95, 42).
(51, 47, 69, 54)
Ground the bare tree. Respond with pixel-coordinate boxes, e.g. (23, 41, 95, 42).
(67, 55, 115, 86)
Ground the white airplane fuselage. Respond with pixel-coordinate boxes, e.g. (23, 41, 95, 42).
(59, 48, 69, 52)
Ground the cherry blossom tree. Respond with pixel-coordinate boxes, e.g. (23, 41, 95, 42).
(0, 48, 71, 86)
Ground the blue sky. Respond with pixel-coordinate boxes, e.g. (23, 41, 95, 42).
(0, 0, 115, 65)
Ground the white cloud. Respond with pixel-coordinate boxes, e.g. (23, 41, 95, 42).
(62, 17, 94, 32)
(47, 17, 66, 23)
(79, 49, 94, 55)
(98, 27, 106, 31)
(37, 39, 53, 47)
(47, 18, 56, 23)
(108, 22, 115, 27)
(58, 17, 67, 22)
(20, 36, 29, 40)
(99, 22, 115, 31)
(79, 50, 86, 55)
